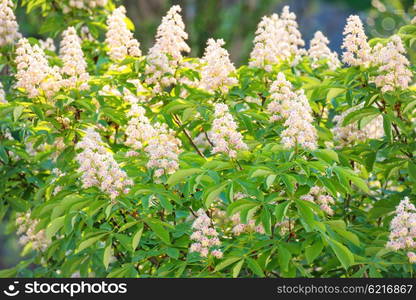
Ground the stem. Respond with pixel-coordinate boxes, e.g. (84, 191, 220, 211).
(172, 114, 206, 158)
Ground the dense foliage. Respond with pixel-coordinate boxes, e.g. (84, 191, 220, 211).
(0, 0, 416, 278)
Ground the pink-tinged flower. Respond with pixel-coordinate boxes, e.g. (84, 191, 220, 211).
(211, 249, 223, 259)
(371, 35, 412, 93)
(60, 27, 90, 90)
(75, 128, 132, 201)
(105, 6, 141, 61)
(0, 82, 6, 104)
(145, 5, 190, 92)
(249, 6, 305, 69)
(200, 39, 237, 93)
(341, 15, 371, 67)
(209, 103, 248, 158)
(267, 72, 317, 150)
(189, 209, 222, 259)
(408, 252, 416, 263)
(15, 38, 62, 99)
(15, 211, 50, 252)
(386, 197, 416, 255)
(0, 0, 21, 47)
(308, 31, 340, 70)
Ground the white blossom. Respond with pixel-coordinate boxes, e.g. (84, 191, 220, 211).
(0, 82, 6, 103)
(249, 6, 305, 70)
(341, 15, 371, 67)
(59, 27, 90, 90)
(190, 209, 222, 258)
(308, 31, 340, 70)
(15, 38, 62, 99)
(267, 72, 317, 150)
(371, 35, 412, 93)
(145, 5, 190, 93)
(200, 39, 237, 93)
(39, 38, 56, 52)
(386, 197, 416, 263)
(75, 128, 133, 201)
(64, 0, 107, 13)
(0, 0, 21, 47)
(300, 186, 335, 215)
(209, 103, 248, 158)
(105, 6, 141, 61)
(16, 211, 50, 252)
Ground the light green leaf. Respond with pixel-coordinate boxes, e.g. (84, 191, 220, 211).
(132, 223, 144, 251)
(167, 168, 203, 186)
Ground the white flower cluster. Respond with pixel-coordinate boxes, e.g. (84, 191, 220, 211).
(39, 38, 56, 52)
(332, 104, 384, 146)
(145, 5, 190, 93)
(249, 6, 304, 70)
(341, 15, 371, 67)
(386, 197, 416, 263)
(231, 212, 265, 236)
(63, 0, 107, 13)
(200, 39, 238, 93)
(16, 211, 50, 252)
(249, 14, 282, 71)
(105, 6, 141, 61)
(15, 38, 62, 99)
(267, 72, 317, 150)
(145, 122, 182, 178)
(60, 27, 90, 90)
(125, 102, 182, 178)
(209, 103, 248, 158)
(75, 128, 133, 201)
(125, 104, 156, 152)
(0, 82, 6, 103)
(0, 0, 21, 47)
(371, 35, 412, 93)
(280, 6, 306, 65)
(190, 209, 223, 258)
(300, 186, 335, 215)
(308, 31, 340, 70)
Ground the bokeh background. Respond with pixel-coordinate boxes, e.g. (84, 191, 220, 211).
(1, 0, 415, 269)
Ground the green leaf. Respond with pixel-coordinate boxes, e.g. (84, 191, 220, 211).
(275, 201, 290, 223)
(13, 105, 24, 121)
(103, 245, 112, 270)
(408, 162, 416, 182)
(46, 216, 65, 239)
(76, 233, 109, 253)
(342, 107, 380, 126)
(204, 181, 229, 208)
(227, 199, 259, 216)
(260, 208, 271, 235)
(278, 244, 291, 272)
(232, 259, 245, 278)
(280, 174, 296, 195)
(296, 200, 316, 232)
(167, 168, 202, 186)
(132, 223, 144, 251)
(305, 240, 323, 264)
(326, 88, 345, 102)
(327, 237, 354, 270)
(246, 258, 265, 277)
(312, 149, 339, 164)
(214, 257, 241, 272)
(145, 219, 170, 244)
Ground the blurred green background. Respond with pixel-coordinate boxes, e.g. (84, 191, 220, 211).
(1, 0, 415, 270)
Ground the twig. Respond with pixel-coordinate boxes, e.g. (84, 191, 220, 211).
(172, 114, 206, 158)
